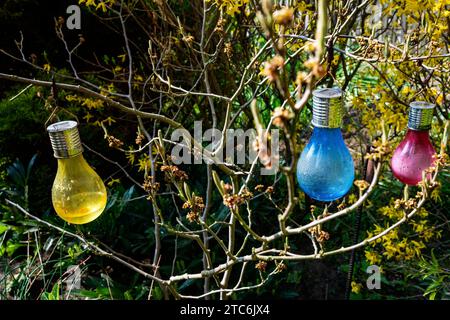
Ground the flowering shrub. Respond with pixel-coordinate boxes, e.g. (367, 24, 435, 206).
(0, 0, 449, 300)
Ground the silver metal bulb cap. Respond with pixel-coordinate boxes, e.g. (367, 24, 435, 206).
(47, 120, 83, 159)
(408, 101, 435, 131)
(311, 87, 344, 128)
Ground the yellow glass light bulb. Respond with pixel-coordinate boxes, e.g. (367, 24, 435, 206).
(47, 120, 107, 225)
(52, 154, 107, 224)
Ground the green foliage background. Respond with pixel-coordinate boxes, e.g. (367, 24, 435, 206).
(0, 0, 449, 300)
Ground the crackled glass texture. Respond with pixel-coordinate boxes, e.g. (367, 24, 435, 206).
(52, 154, 107, 224)
(390, 129, 436, 186)
(297, 127, 355, 202)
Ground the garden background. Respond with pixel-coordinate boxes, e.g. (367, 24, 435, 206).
(0, 0, 449, 300)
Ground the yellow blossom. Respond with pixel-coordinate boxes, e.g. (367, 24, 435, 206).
(118, 54, 127, 63)
(107, 178, 120, 186)
(96, 1, 107, 12)
(126, 147, 136, 165)
(365, 251, 381, 265)
(137, 154, 150, 172)
(351, 281, 363, 294)
(43, 63, 51, 73)
(83, 112, 94, 122)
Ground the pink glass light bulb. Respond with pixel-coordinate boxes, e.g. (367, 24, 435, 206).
(391, 129, 436, 185)
(390, 101, 436, 186)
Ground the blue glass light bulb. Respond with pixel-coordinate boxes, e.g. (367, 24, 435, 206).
(296, 87, 355, 202)
(297, 127, 354, 202)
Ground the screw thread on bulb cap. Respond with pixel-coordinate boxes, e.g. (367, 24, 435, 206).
(311, 87, 344, 128)
(47, 120, 83, 159)
(408, 101, 435, 131)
